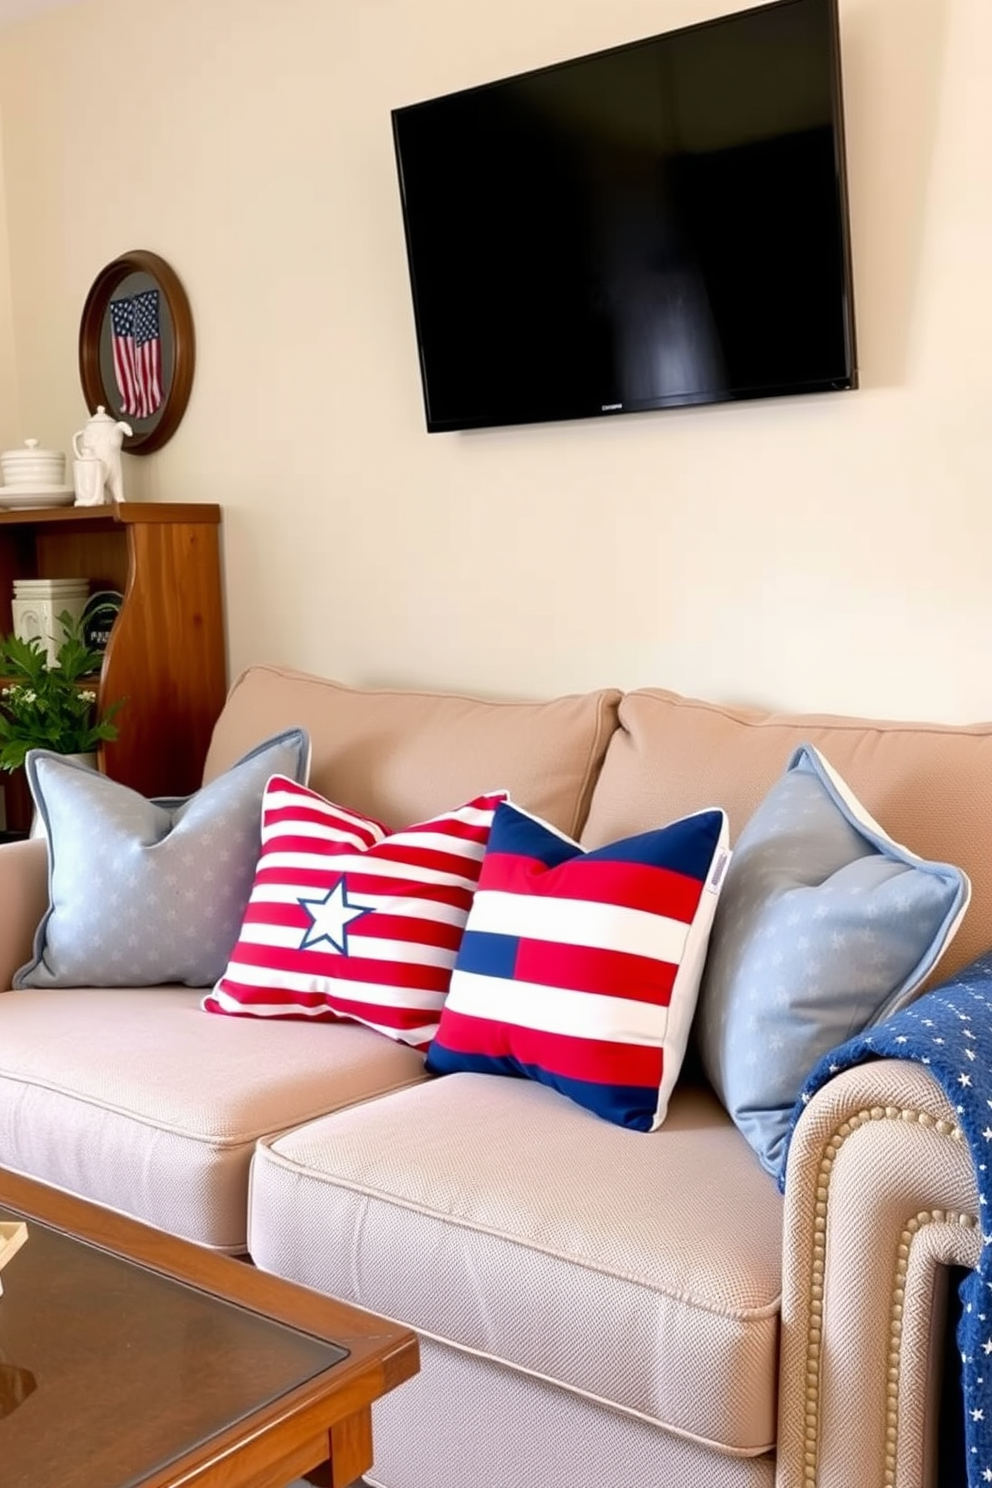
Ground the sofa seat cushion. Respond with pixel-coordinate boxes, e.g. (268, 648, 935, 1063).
(0, 986, 426, 1251)
(248, 1072, 783, 1456)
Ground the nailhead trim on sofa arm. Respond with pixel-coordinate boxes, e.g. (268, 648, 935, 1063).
(779, 1063, 982, 1488)
(805, 1106, 974, 1488)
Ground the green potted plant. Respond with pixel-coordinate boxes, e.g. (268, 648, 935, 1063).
(0, 610, 125, 773)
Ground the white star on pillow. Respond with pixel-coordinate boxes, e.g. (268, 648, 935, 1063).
(298, 879, 376, 955)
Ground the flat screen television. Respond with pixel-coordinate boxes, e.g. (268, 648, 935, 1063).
(391, 0, 857, 434)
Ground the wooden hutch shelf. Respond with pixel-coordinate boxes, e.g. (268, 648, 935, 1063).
(0, 502, 227, 834)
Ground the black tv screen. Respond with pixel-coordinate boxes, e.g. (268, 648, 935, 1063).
(392, 0, 857, 433)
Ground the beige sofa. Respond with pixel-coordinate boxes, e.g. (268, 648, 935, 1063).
(1, 662, 990, 1488)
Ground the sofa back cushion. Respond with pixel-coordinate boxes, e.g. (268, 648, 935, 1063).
(204, 665, 621, 840)
(582, 688, 992, 983)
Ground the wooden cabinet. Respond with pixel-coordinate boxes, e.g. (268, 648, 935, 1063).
(0, 503, 227, 834)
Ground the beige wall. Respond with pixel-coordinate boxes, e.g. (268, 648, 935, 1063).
(0, 0, 988, 721)
(0, 104, 18, 444)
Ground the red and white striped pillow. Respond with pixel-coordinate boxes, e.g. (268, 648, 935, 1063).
(202, 777, 506, 1048)
(425, 799, 731, 1128)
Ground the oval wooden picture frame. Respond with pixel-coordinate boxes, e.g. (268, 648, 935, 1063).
(78, 249, 195, 455)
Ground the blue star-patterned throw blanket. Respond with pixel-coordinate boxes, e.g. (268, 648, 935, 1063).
(780, 951, 992, 1488)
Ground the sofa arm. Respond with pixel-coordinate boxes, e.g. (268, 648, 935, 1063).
(777, 1059, 980, 1488)
(0, 838, 48, 990)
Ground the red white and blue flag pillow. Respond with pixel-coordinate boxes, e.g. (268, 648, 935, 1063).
(203, 778, 507, 1049)
(425, 800, 731, 1129)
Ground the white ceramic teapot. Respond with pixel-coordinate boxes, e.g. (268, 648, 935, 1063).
(72, 406, 133, 503)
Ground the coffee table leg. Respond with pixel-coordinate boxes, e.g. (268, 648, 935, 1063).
(330, 1407, 374, 1487)
(303, 1406, 374, 1488)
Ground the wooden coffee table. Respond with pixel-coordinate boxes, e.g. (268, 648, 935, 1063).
(0, 1169, 419, 1488)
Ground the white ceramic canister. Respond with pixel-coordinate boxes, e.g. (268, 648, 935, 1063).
(0, 439, 66, 489)
(11, 578, 90, 665)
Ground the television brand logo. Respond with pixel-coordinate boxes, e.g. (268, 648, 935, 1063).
(601, 402, 623, 412)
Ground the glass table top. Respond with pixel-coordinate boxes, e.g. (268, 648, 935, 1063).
(0, 1203, 347, 1488)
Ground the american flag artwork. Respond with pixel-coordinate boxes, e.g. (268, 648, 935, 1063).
(110, 289, 163, 419)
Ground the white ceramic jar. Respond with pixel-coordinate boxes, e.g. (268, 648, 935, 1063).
(0, 439, 66, 489)
(11, 578, 90, 665)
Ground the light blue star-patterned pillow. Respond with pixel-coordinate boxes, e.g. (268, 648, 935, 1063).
(693, 744, 971, 1179)
(13, 728, 310, 990)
